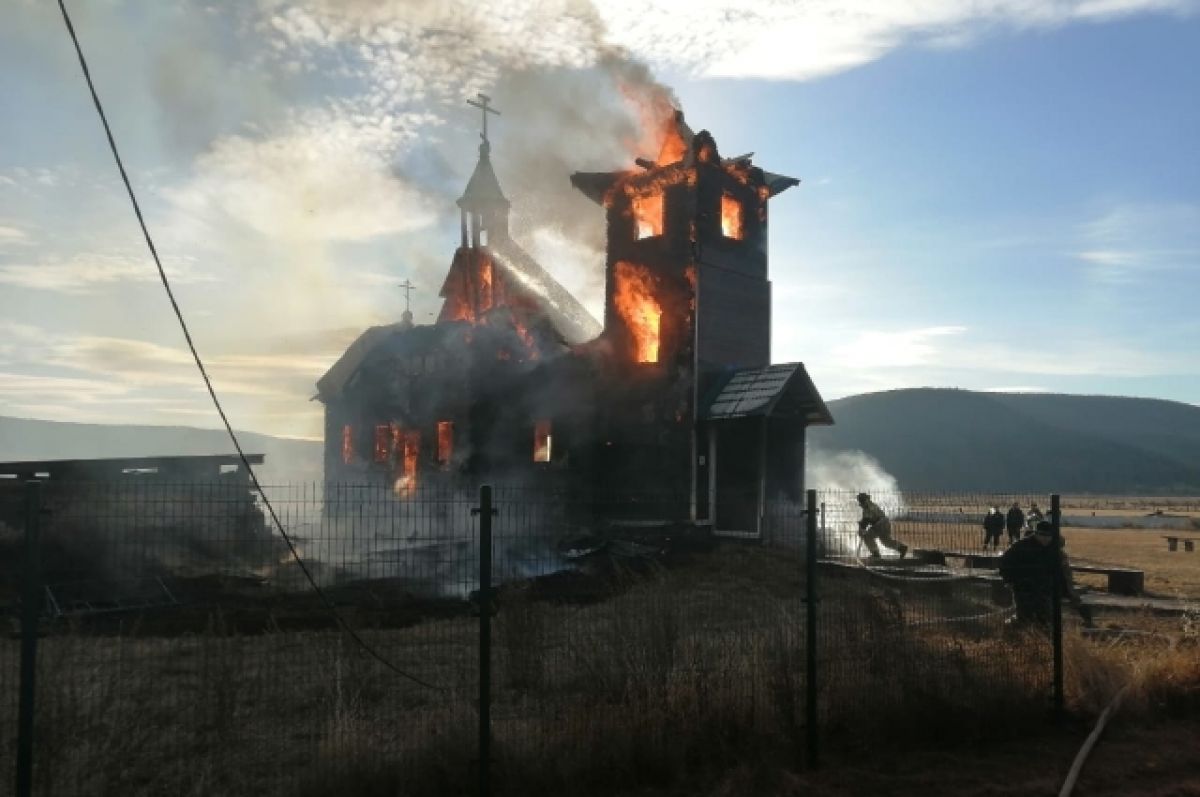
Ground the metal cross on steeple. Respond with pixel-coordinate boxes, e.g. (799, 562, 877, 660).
(397, 279, 416, 314)
(466, 93, 500, 144)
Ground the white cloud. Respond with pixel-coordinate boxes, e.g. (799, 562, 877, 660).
(590, 0, 1195, 80)
(38, 335, 329, 398)
(0, 252, 211, 294)
(832, 325, 968, 369)
(1075, 202, 1200, 284)
(165, 116, 438, 243)
(1075, 249, 1138, 266)
(0, 322, 334, 437)
(252, 0, 1195, 99)
(0, 224, 29, 246)
(0, 371, 131, 402)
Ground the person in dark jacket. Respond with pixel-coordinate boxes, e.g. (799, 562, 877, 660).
(1005, 503, 1025, 545)
(982, 506, 1005, 550)
(998, 521, 1092, 627)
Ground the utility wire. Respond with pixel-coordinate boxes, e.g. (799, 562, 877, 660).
(56, 0, 445, 692)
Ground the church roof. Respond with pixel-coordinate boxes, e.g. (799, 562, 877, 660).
(315, 322, 455, 402)
(570, 116, 799, 206)
(488, 238, 602, 345)
(457, 141, 509, 211)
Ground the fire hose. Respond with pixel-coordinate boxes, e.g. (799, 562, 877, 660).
(1057, 684, 1130, 797)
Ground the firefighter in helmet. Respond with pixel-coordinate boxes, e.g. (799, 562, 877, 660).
(856, 492, 909, 559)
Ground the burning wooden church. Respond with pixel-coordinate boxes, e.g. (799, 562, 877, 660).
(316, 101, 832, 537)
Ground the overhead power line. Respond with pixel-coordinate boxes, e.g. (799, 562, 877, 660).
(55, 0, 444, 691)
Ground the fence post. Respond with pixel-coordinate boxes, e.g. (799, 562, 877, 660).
(17, 480, 42, 797)
(474, 485, 494, 797)
(1050, 493, 1064, 719)
(805, 489, 819, 769)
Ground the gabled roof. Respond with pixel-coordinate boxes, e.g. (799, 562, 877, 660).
(315, 322, 458, 402)
(457, 141, 509, 211)
(701, 363, 833, 425)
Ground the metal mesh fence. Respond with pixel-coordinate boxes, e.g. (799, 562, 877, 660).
(0, 481, 1075, 795)
(808, 490, 1063, 747)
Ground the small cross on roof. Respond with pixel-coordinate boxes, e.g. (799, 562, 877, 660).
(466, 93, 500, 144)
(397, 279, 416, 313)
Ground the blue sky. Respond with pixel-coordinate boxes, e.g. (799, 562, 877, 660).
(1, 0, 1198, 439)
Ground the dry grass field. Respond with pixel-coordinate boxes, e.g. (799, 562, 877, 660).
(1, 509, 1197, 796)
(0, 545, 1060, 796)
(1065, 527, 1200, 599)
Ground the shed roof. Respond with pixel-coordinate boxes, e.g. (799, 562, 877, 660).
(701, 363, 833, 425)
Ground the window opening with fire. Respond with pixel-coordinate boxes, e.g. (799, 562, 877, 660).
(721, 192, 743, 240)
(632, 193, 664, 239)
(613, 261, 662, 363)
(437, 421, 453, 466)
(393, 428, 421, 495)
(533, 419, 552, 463)
(341, 425, 354, 464)
(373, 424, 392, 462)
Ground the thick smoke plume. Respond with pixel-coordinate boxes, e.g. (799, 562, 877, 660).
(141, 0, 683, 433)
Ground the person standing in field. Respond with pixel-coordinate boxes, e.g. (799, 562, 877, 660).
(1026, 502, 1045, 534)
(1005, 502, 1025, 545)
(983, 506, 1005, 550)
(998, 520, 1092, 627)
(856, 492, 909, 559)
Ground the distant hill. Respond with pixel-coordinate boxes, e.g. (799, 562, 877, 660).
(0, 416, 323, 484)
(809, 389, 1200, 494)
(8, 389, 1200, 494)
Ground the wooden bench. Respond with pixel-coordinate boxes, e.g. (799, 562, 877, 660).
(1163, 536, 1198, 552)
(912, 548, 1002, 569)
(1071, 564, 1144, 596)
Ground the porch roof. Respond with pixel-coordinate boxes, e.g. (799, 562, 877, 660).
(700, 363, 833, 425)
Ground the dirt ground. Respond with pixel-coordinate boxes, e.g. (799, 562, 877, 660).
(797, 719, 1200, 797)
(622, 717, 1200, 796)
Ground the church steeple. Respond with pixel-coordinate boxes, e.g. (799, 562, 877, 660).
(458, 94, 509, 248)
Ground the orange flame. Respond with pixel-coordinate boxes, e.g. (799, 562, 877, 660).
(656, 113, 688, 166)
(436, 421, 453, 467)
(616, 83, 680, 166)
(392, 428, 420, 497)
(479, 256, 494, 313)
(512, 318, 539, 360)
(632, 192, 663, 239)
(533, 419, 552, 462)
(341, 424, 354, 464)
(721, 193, 743, 240)
(613, 261, 662, 363)
(439, 251, 501, 324)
